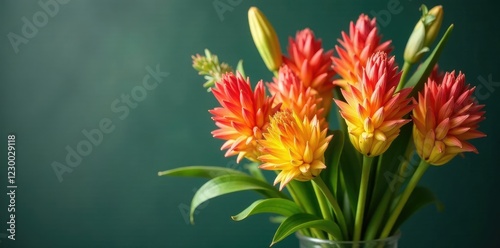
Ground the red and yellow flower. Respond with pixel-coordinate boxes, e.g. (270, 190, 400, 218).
(334, 52, 414, 157)
(209, 73, 280, 162)
(332, 14, 392, 89)
(267, 65, 327, 129)
(412, 71, 486, 165)
(283, 28, 336, 113)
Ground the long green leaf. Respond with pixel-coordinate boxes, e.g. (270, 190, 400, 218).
(392, 186, 444, 232)
(158, 165, 247, 178)
(190, 174, 287, 223)
(231, 198, 302, 221)
(287, 180, 321, 217)
(405, 24, 454, 97)
(333, 87, 361, 216)
(271, 213, 343, 246)
(322, 130, 344, 197)
(244, 162, 267, 182)
(367, 123, 413, 219)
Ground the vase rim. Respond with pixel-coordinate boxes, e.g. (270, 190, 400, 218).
(295, 231, 401, 244)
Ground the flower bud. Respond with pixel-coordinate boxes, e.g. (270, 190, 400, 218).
(424, 5, 443, 46)
(403, 5, 444, 64)
(248, 7, 282, 72)
(404, 19, 428, 63)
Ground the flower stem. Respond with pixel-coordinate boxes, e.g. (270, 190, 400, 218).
(379, 160, 430, 238)
(363, 183, 392, 240)
(286, 180, 326, 239)
(364, 142, 416, 240)
(313, 176, 349, 240)
(396, 61, 412, 92)
(312, 182, 334, 240)
(285, 183, 312, 237)
(353, 156, 374, 243)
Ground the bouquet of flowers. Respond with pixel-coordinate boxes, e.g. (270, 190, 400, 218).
(159, 4, 486, 246)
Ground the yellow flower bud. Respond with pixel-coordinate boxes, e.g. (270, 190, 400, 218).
(424, 5, 443, 46)
(248, 7, 282, 72)
(403, 5, 444, 64)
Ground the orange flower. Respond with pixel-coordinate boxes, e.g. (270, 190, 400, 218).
(209, 73, 280, 162)
(258, 110, 332, 190)
(412, 71, 486, 165)
(334, 52, 414, 157)
(332, 14, 392, 89)
(283, 28, 335, 113)
(267, 65, 327, 129)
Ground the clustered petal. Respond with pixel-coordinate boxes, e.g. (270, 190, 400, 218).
(332, 14, 392, 89)
(267, 65, 327, 129)
(335, 52, 414, 157)
(209, 73, 280, 162)
(258, 110, 333, 190)
(412, 71, 486, 165)
(283, 28, 336, 113)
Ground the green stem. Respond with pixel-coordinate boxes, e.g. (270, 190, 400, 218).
(365, 143, 418, 240)
(312, 182, 334, 240)
(379, 160, 430, 238)
(353, 156, 374, 242)
(396, 61, 412, 92)
(313, 177, 349, 240)
(363, 184, 393, 240)
(285, 183, 312, 237)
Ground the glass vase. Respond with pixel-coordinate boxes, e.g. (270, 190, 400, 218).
(296, 232, 400, 248)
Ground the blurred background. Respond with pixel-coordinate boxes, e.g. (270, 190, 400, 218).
(0, 0, 498, 247)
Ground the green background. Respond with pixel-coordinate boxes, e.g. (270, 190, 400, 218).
(1, 0, 498, 247)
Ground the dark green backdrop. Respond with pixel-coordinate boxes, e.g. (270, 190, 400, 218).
(1, 0, 498, 247)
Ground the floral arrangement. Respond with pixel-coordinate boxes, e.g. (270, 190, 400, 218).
(159, 4, 486, 246)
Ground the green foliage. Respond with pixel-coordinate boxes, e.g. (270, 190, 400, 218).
(231, 198, 302, 221)
(189, 174, 288, 224)
(271, 213, 343, 246)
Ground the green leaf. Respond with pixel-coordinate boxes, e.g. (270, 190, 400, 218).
(244, 162, 267, 182)
(392, 186, 444, 232)
(190, 174, 288, 224)
(404, 24, 454, 97)
(287, 180, 322, 217)
(269, 216, 286, 224)
(322, 130, 344, 197)
(158, 165, 247, 178)
(236, 59, 245, 78)
(231, 198, 302, 221)
(333, 88, 362, 216)
(271, 213, 343, 246)
(367, 124, 413, 218)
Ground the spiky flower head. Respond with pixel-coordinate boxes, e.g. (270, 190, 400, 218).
(334, 52, 414, 157)
(283, 28, 335, 113)
(258, 110, 333, 190)
(267, 65, 327, 129)
(332, 14, 392, 89)
(412, 71, 486, 165)
(209, 73, 280, 162)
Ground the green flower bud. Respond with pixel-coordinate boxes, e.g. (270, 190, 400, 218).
(404, 5, 444, 64)
(248, 7, 282, 73)
(404, 19, 428, 63)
